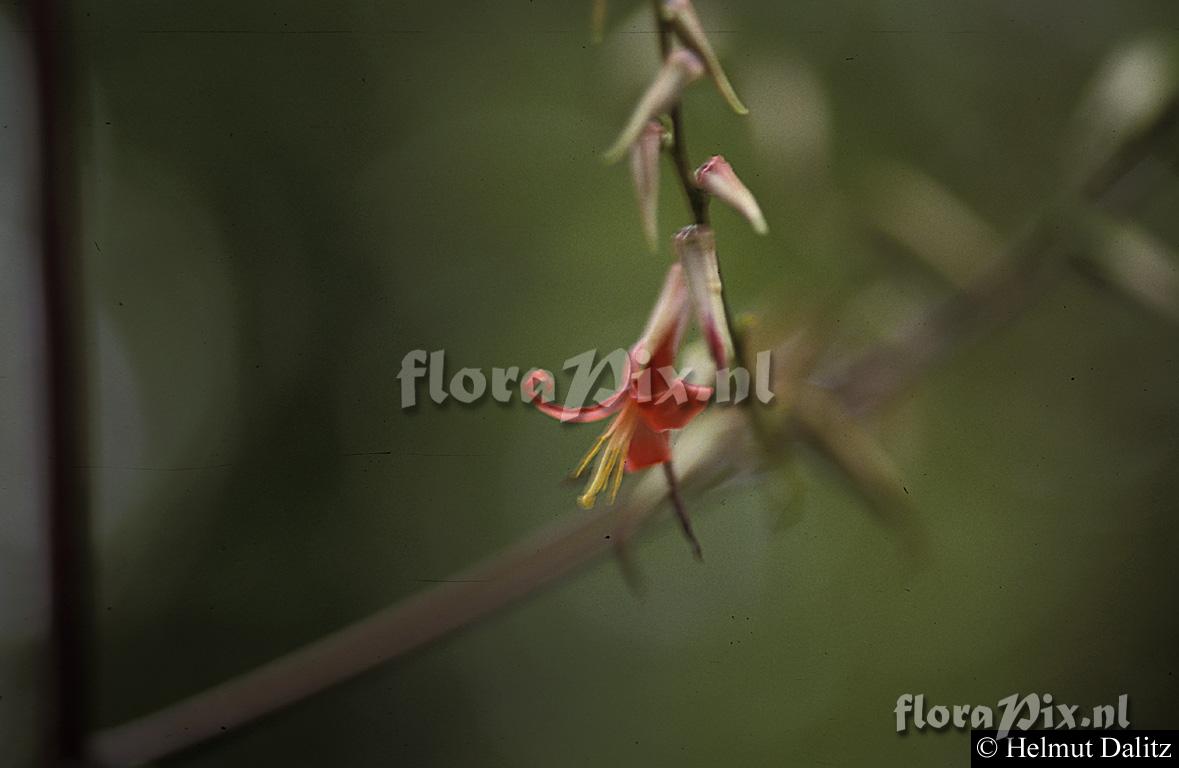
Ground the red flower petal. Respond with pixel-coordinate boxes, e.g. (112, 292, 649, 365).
(636, 382, 712, 431)
(625, 420, 671, 470)
(523, 363, 631, 424)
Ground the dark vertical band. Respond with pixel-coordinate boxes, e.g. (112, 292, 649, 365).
(31, 0, 91, 762)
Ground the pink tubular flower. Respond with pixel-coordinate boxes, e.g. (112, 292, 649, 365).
(602, 49, 705, 164)
(630, 120, 665, 252)
(674, 224, 735, 369)
(525, 264, 713, 509)
(660, 0, 748, 115)
(695, 155, 768, 235)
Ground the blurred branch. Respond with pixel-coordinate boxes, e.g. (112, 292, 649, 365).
(1074, 214, 1179, 325)
(1082, 93, 1179, 206)
(88, 409, 753, 766)
(31, 0, 93, 762)
(862, 163, 1005, 290)
(825, 95, 1179, 416)
(823, 217, 1067, 415)
(90, 494, 642, 764)
(791, 383, 926, 559)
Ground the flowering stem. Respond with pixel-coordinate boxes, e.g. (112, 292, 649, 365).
(654, 5, 710, 228)
(651, 1, 774, 452)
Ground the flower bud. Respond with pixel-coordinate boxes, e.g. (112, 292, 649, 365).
(674, 225, 735, 369)
(661, 0, 748, 115)
(634, 262, 690, 364)
(603, 49, 705, 164)
(630, 121, 665, 252)
(695, 155, 768, 235)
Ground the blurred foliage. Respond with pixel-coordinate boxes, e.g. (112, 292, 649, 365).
(3, 0, 1179, 765)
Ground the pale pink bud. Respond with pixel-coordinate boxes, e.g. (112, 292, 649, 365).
(661, 0, 748, 115)
(603, 49, 705, 164)
(634, 262, 690, 363)
(674, 225, 735, 369)
(695, 155, 768, 235)
(630, 121, 665, 252)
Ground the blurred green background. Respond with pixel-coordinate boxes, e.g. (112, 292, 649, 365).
(3, 0, 1179, 765)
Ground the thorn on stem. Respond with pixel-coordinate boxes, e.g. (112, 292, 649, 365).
(662, 461, 703, 560)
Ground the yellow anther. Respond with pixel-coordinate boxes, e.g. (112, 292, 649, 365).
(575, 408, 636, 509)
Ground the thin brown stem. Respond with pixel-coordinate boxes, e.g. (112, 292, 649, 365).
(663, 462, 703, 560)
(652, 0, 709, 226)
(668, 106, 710, 225)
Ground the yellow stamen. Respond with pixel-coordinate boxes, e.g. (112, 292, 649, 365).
(573, 428, 612, 479)
(576, 408, 637, 509)
(608, 446, 627, 504)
